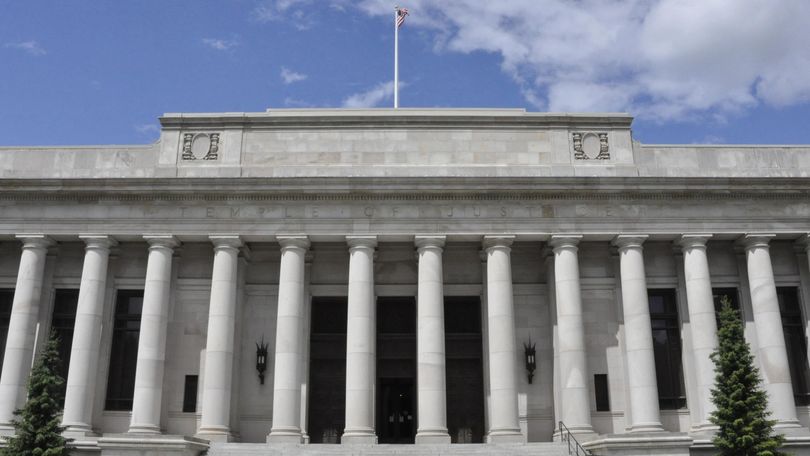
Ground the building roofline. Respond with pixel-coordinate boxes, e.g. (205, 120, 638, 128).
(159, 108, 635, 129)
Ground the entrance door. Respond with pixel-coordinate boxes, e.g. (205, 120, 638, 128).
(376, 297, 416, 444)
(378, 378, 415, 443)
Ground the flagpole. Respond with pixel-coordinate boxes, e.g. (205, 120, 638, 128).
(394, 6, 399, 109)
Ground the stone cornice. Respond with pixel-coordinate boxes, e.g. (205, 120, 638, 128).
(159, 109, 634, 130)
(1, 177, 809, 202)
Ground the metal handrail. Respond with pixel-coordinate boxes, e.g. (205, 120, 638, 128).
(558, 421, 592, 456)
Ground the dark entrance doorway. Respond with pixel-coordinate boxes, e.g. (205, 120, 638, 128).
(378, 378, 415, 443)
(308, 297, 347, 443)
(444, 296, 485, 443)
(376, 296, 416, 444)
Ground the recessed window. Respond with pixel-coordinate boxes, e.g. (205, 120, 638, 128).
(182, 375, 199, 413)
(713, 287, 741, 327)
(648, 289, 686, 410)
(594, 374, 610, 412)
(105, 290, 143, 411)
(777, 287, 810, 406)
(51, 289, 79, 383)
(0, 289, 13, 370)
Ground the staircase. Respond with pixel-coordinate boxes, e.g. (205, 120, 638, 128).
(206, 442, 571, 456)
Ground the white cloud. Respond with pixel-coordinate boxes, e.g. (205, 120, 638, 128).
(281, 67, 308, 84)
(202, 37, 239, 51)
(253, 0, 315, 30)
(4, 40, 46, 56)
(352, 0, 810, 121)
(342, 81, 399, 108)
(134, 123, 160, 139)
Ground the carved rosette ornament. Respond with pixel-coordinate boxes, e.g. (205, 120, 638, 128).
(572, 132, 610, 160)
(181, 133, 221, 160)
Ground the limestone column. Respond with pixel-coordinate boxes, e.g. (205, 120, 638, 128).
(614, 235, 663, 433)
(0, 235, 53, 432)
(61, 235, 115, 435)
(268, 235, 310, 443)
(678, 234, 719, 432)
(342, 235, 377, 444)
(742, 234, 801, 429)
(128, 235, 179, 434)
(414, 235, 450, 444)
(482, 235, 523, 443)
(549, 235, 594, 436)
(197, 235, 242, 441)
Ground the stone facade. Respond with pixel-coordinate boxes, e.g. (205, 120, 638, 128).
(0, 109, 809, 455)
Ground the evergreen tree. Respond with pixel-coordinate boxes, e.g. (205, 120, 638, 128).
(2, 331, 70, 456)
(710, 296, 786, 456)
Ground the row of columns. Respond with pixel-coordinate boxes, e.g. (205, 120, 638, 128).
(0, 232, 807, 440)
(266, 235, 523, 444)
(554, 233, 806, 437)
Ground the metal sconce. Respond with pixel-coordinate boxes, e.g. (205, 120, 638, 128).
(256, 336, 269, 385)
(524, 339, 537, 384)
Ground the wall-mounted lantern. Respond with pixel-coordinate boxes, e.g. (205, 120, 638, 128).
(256, 336, 269, 385)
(524, 339, 537, 384)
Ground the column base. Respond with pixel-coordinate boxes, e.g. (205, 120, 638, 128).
(584, 432, 692, 456)
(0, 423, 15, 437)
(267, 429, 303, 443)
(63, 424, 101, 439)
(774, 420, 810, 437)
(98, 433, 208, 456)
(195, 426, 237, 443)
(486, 429, 524, 443)
(553, 426, 598, 443)
(128, 424, 162, 434)
(415, 430, 451, 444)
(341, 430, 377, 444)
(688, 422, 719, 439)
(627, 421, 665, 433)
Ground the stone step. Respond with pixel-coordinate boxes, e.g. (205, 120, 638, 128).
(206, 442, 571, 456)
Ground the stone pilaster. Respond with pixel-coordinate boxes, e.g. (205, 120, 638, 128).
(0, 235, 53, 433)
(62, 235, 116, 436)
(741, 234, 802, 430)
(342, 235, 378, 444)
(268, 235, 310, 443)
(414, 235, 450, 444)
(614, 235, 664, 433)
(549, 235, 594, 438)
(482, 235, 523, 443)
(129, 235, 180, 434)
(677, 234, 719, 434)
(197, 235, 242, 442)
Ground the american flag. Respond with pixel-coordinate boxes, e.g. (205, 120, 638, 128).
(396, 7, 409, 28)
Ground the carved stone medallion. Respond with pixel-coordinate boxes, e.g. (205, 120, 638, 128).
(572, 132, 609, 160)
(182, 133, 220, 160)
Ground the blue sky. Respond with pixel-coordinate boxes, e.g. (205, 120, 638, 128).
(2, 0, 809, 146)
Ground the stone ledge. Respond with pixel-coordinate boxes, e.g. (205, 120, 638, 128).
(97, 434, 208, 456)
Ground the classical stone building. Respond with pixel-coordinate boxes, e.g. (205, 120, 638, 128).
(0, 109, 809, 455)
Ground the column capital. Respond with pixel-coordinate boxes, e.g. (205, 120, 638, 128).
(677, 234, 712, 251)
(346, 235, 377, 250)
(739, 233, 776, 251)
(277, 235, 310, 252)
(549, 234, 583, 252)
(415, 235, 445, 252)
(15, 234, 54, 250)
(143, 234, 179, 250)
(482, 235, 514, 251)
(79, 234, 118, 250)
(612, 234, 648, 251)
(209, 235, 242, 251)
